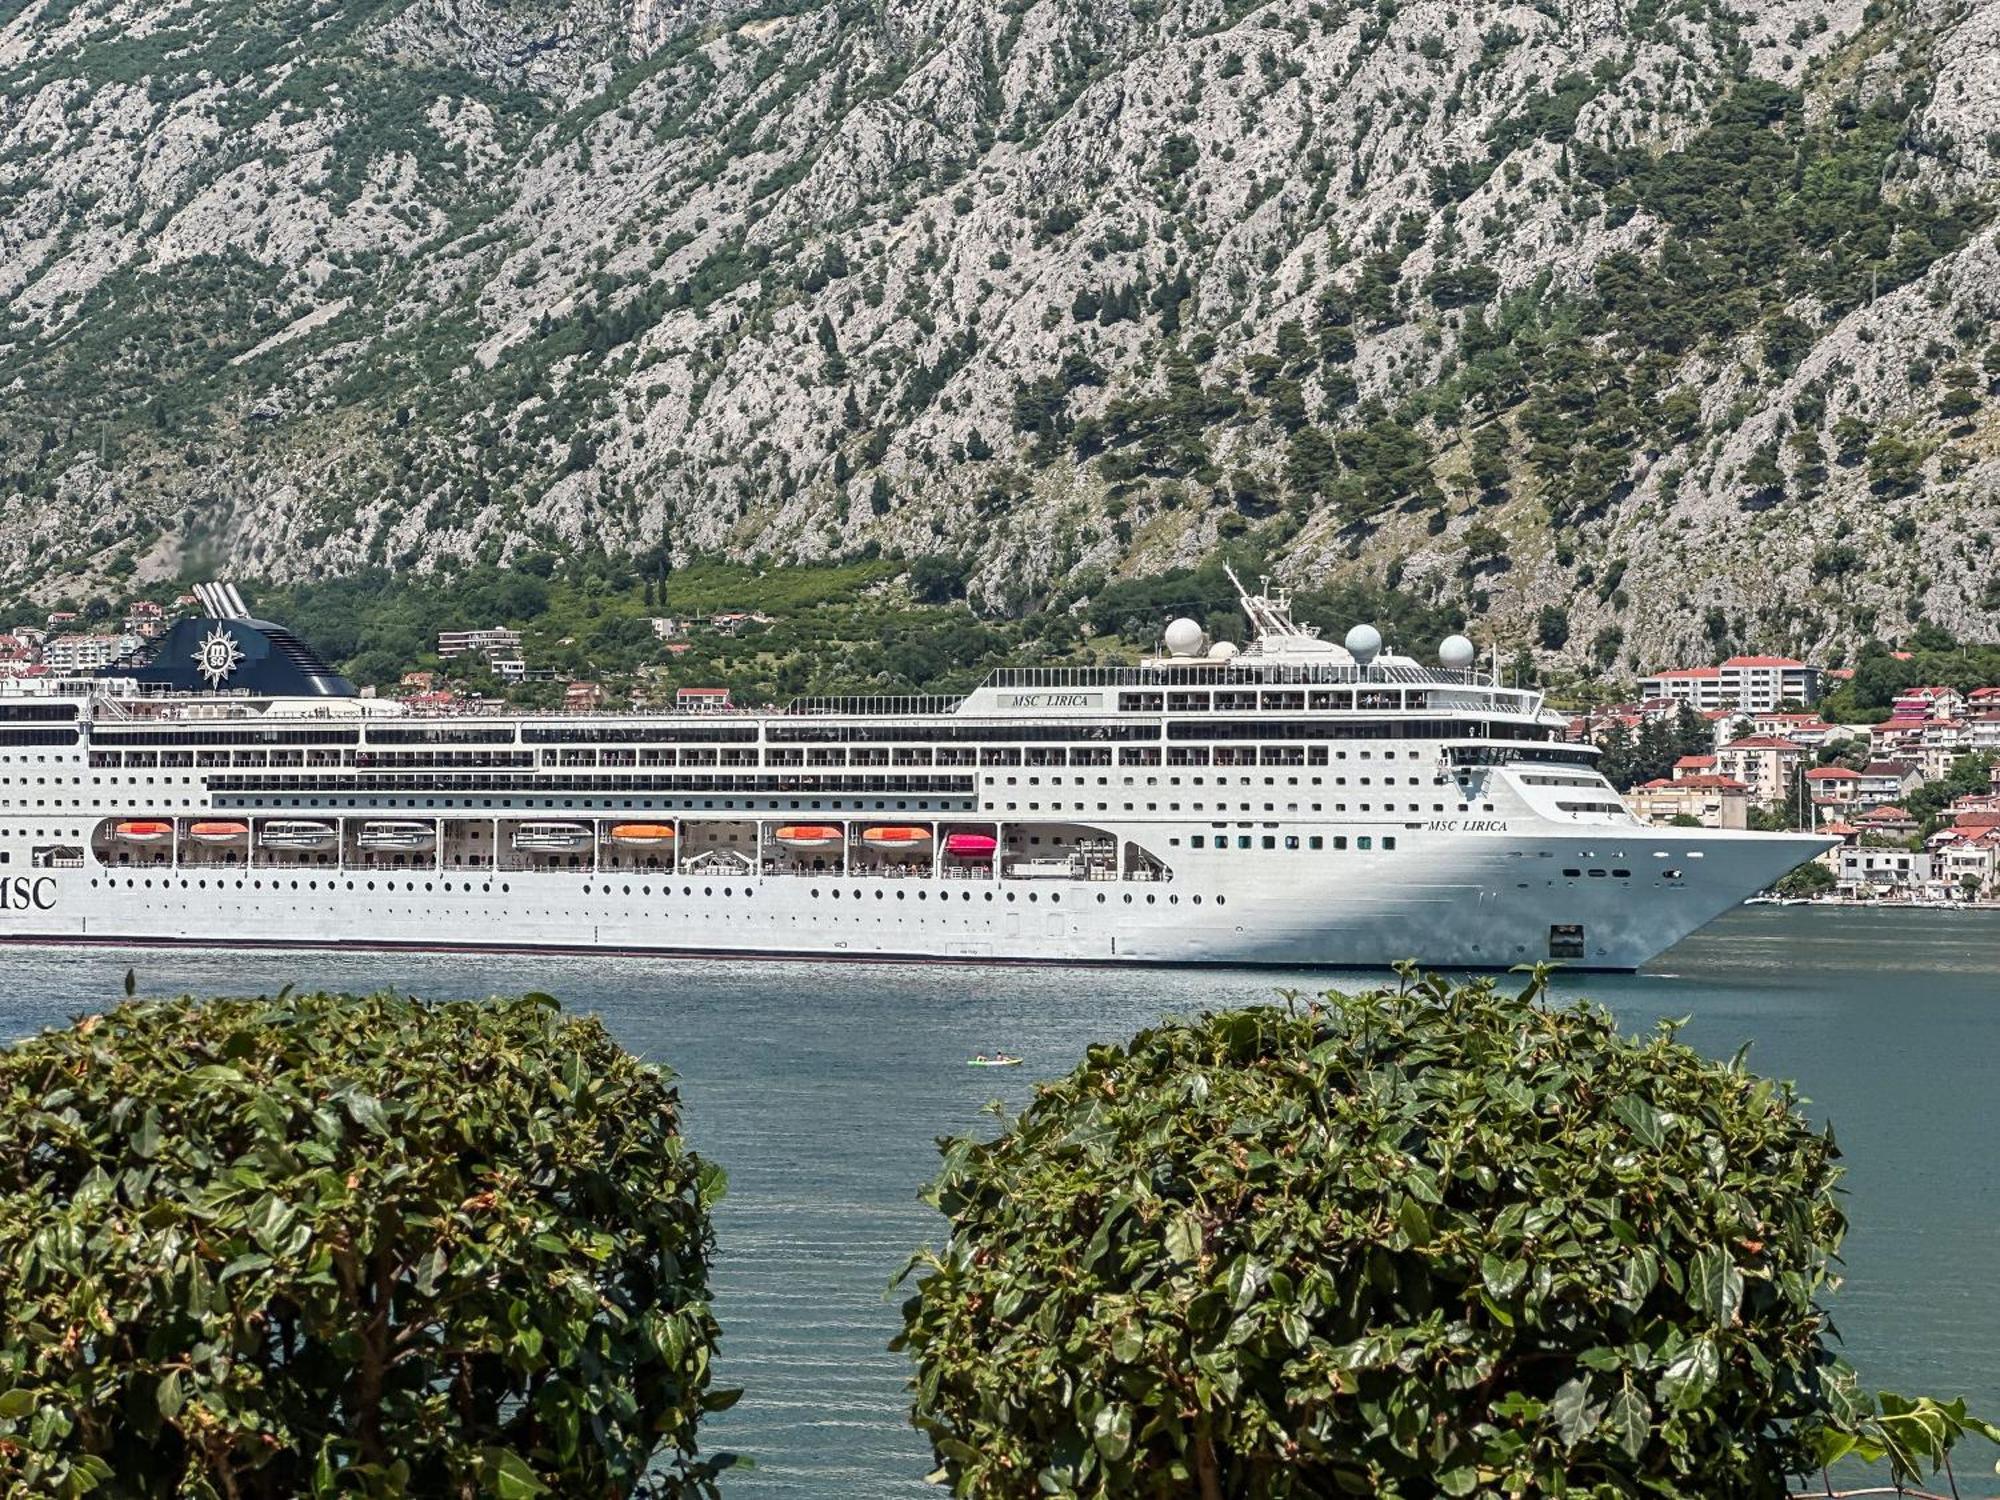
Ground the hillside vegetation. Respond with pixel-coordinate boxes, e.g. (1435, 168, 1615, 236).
(3, 0, 1997, 666)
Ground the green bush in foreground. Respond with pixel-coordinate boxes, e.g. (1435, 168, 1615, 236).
(897, 970, 1995, 1498)
(0, 990, 734, 1499)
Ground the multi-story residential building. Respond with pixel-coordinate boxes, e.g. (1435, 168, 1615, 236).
(1854, 761, 1922, 806)
(1837, 845, 1935, 900)
(1804, 765, 1860, 806)
(1640, 656, 1823, 712)
(1936, 833, 1998, 899)
(1891, 686, 1967, 722)
(1625, 775, 1751, 830)
(1714, 735, 1808, 807)
(45, 632, 136, 674)
(436, 627, 524, 660)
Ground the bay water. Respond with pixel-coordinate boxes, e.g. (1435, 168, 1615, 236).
(2, 904, 1994, 1493)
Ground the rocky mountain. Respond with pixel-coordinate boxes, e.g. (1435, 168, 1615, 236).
(2, 0, 1997, 667)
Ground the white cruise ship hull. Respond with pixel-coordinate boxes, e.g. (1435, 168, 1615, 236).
(0, 827, 1827, 971)
(0, 586, 1833, 974)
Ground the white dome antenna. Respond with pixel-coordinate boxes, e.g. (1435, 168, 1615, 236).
(1344, 623, 1382, 666)
(1439, 635, 1475, 671)
(1207, 640, 1239, 661)
(1163, 618, 1205, 657)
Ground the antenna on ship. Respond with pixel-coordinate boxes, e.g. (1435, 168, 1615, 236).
(1223, 563, 1311, 642)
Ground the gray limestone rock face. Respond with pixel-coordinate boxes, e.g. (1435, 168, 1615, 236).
(0, 0, 1994, 665)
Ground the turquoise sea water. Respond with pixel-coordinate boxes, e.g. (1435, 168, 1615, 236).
(2, 905, 1996, 1493)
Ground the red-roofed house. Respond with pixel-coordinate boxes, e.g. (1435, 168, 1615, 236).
(1855, 761, 1922, 806)
(1642, 656, 1824, 712)
(1672, 754, 1717, 778)
(1854, 804, 1919, 838)
(1714, 736, 1808, 806)
(1625, 775, 1751, 830)
(1892, 686, 1966, 722)
(1804, 765, 1861, 807)
(1936, 830, 2000, 898)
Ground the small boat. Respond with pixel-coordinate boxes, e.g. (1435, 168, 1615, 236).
(511, 821, 592, 853)
(114, 820, 172, 844)
(774, 824, 842, 849)
(944, 832, 997, 857)
(188, 821, 249, 845)
(861, 825, 932, 849)
(259, 819, 336, 850)
(358, 820, 437, 852)
(609, 823, 676, 846)
(968, 1054, 1023, 1068)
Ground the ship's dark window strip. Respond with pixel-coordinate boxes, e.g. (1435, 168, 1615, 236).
(92, 728, 361, 748)
(0, 704, 80, 721)
(767, 722, 1157, 745)
(519, 725, 758, 746)
(1167, 718, 1553, 742)
(366, 727, 519, 746)
(207, 774, 979, 795)
(1168, 716, 1504, 740)
(0, 728, 79, 746)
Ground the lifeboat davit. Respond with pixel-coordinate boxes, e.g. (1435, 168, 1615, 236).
(188, 821, 249, 845)
(774, 825, 842, 849)
(944, 833, 997, 857)
(609, 823, 676, 846)
(114, 820, 172, 844)
(861, 826, 932, 849)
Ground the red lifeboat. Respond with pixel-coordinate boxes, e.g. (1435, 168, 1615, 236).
(113, 820, 172, 844)
(861, 826, 932, 850)
(188, 821, 249, 845)
(774, 825, 843, 849)
(944, 833, 997, 857)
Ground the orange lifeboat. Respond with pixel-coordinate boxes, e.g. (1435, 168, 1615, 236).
(861, 826, 932, 849)
(609, 823, 676, 846)
(114, 820, 172, 844)
(774, 825, 843, 849)
(188, 821, 249, 845)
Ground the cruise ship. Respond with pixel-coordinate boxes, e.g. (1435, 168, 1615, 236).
(0, 577, 1829, 969)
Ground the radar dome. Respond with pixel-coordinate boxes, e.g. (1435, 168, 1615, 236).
(1207, 640, 1239, 662)
(1439, 634, 1476, 670)
(1344, 623, 1382, 665)
(1163, 617, 1205, 657)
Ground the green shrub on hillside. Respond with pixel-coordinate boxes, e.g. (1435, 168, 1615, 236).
(0, 990, 734, 1499)
(896, 971, 1993, 1497)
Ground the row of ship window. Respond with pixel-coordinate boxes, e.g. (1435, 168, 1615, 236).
(1175, 834, 1398, 852)
(85, 874, 1227, 908)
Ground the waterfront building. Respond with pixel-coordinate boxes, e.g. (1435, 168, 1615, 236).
(1836, 845, 1935, 900)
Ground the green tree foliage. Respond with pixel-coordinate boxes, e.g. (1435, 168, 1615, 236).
(896, 974, 1994, 1498)
(0, 991, 735, 1499)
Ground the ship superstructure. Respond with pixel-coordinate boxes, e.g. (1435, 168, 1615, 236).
(0, 576, 1829, 968)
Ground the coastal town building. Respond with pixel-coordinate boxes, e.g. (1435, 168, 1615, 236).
(45, 632, 136, 674)
(1854, 761, 1923, 805)
(1624, 775, 1751, 829)
(1713, 736, 1807, 807)
(1640, 656, 1823, 712)
(1836, 845, 1935, 900)
(1804, 766, 1861, 807)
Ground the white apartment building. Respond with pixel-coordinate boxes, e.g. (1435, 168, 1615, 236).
(1640, 656, 1823, 712)
(45, 632, 136, 674)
